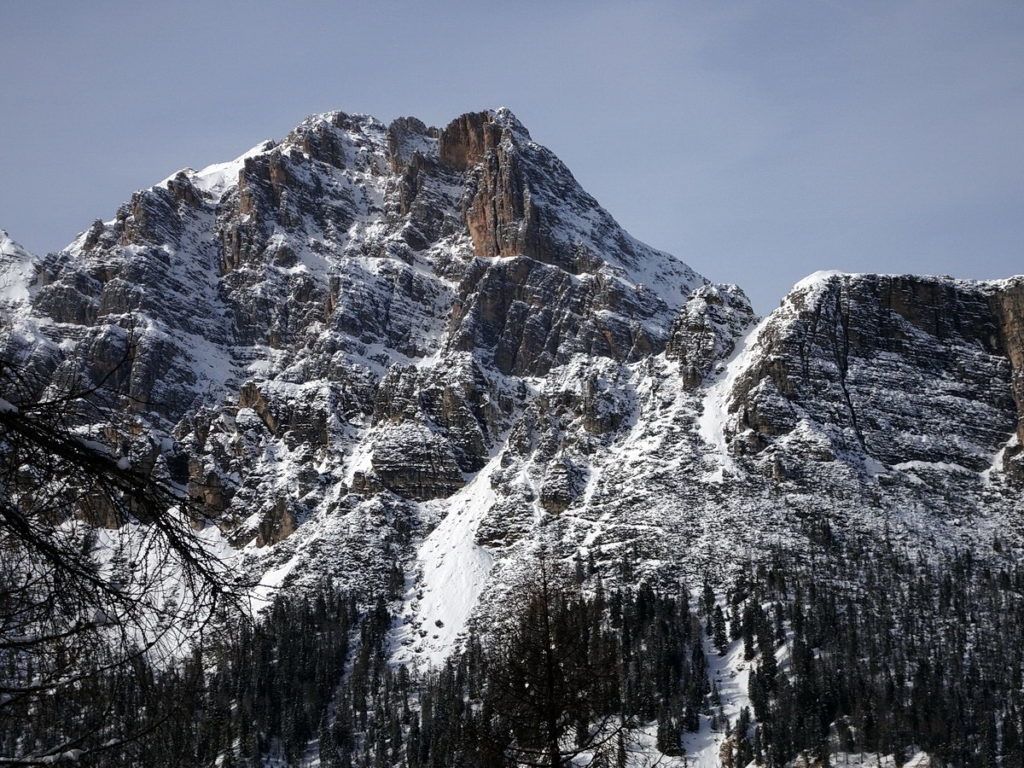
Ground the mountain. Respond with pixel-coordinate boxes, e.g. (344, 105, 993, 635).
(0, 230, 35, 307)
(2, 108, 1023, 665)
(4, 106, 1024, 767)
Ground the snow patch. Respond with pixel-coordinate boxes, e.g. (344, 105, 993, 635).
(0, 230, 36, 305)
(791, 269, 848, 294)
(697, 315, 771, 481)
(250, 553, 302, 613)
(892, 459, 973, 474)
(981, 431, 1018, 486)
(391, 454, 499, 668)
(682, 592, 754, 767)
(157, 140, 273, 201)
(825, 751, 933, 768)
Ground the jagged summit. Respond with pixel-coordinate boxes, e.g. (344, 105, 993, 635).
(156, 107, 703, 310)
(1, 107, 1023, 673)
(19, 108, 707, 396)
(0, 229, 36, 306)
(0, 229, 31, 261)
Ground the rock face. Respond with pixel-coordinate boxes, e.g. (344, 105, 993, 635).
(370, 423, 466, 501)
(725, 273, 1022, 472)
(990, 280, 1024, 479)
(667, 283, 756, 389)
(2, 109, 1023, 665)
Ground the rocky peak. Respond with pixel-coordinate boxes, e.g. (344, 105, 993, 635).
(3, 107, 1024, 658)
(437, 109, 529, 170)
(667, 283, 756, 388)
(438, 111, 498, 171)
(0, 231, 37, 308)
(386, 116, 439, 172)
(723, 271, 1022, 478)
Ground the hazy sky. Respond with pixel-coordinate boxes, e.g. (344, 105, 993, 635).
(1, 0, 1021, 313)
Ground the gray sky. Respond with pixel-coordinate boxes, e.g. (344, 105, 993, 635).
(1, 0, 1021, 313)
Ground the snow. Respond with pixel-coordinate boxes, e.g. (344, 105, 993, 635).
(343, 437, 375, 486)
(791, 269, 849, 294)
(698, 315, 771, 481)
(39, 749, 85, 763)
(981, 431, 1017, 486)
(892, 459, 972, 474)
(681, 592, 753, 768)
(390, 454, 499, 668)
(0, 229, 36, 305)
(157, 140, 273, 201)
(76, 512, 241, 667)
(250, 553, 302, 613)
(823, 751, 932, 767)
(175, 327, 240, 393)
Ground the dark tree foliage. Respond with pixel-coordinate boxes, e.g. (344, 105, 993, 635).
(481, 562, 623, 767)
(0, 348, 243, 765)
(393, 578, 708, 768)
(15, 574, 708, 767)
(1, 586, 360, 768)
(733, 537, 1024, 767)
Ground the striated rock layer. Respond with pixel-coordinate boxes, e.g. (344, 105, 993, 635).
(1, 110, 1022, 665)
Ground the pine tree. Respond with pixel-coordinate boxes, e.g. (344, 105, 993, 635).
(484, 557, 625, 768)
(713, 605, 729, 656)
(656, 707, 681, 756)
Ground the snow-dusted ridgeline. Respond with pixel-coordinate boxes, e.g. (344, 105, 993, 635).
(0, 107, 1021, 685)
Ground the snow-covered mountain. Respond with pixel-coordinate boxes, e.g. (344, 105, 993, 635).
(2, 108, 1023, 671)
(0, 230, 36, 307)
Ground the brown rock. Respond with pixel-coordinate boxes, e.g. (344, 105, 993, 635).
(256, 497, 297, 547)
(238, 382, 279, 434)
(990, 278, 1024, 480)
(438, 112, 498, 171)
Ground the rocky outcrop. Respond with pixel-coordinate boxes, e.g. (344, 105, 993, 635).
(438, 112, 495, 171)
(988, 278, 1024, 479)
(187, 462, 231, 513)
(667, 284, 756, 388)
(370, 423, 466, 501)
(238, 382, 279, 435)
(446, 256, 673, 376)
(539, 457, 585, 513)
(372, 357, 509, 472)
(387, 116, 438, 173)
(457, 117, 541, 265)
(434, 111, 702, 378)
(726, 273, 1018, 473)
(255, 497, 298, 547)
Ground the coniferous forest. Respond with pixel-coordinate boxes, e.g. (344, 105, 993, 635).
(5, 534, 1024, 768)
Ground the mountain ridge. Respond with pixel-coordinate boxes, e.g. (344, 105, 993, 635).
(1, 107, 1022, 674)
